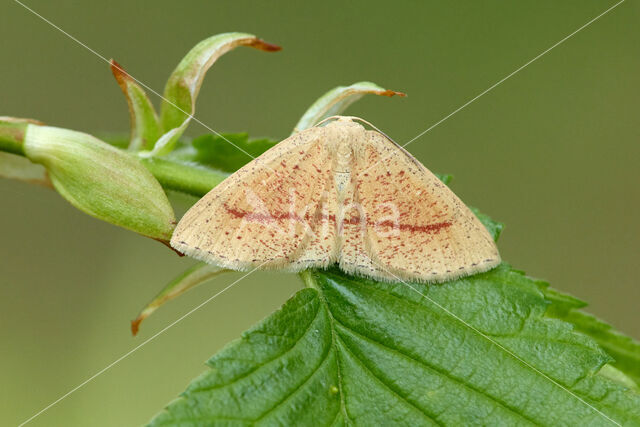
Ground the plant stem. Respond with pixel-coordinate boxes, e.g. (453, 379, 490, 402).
(0, 128, 228, 198)
(299, 270, 318, 289)
(0, 121, 27, 155)
(139, 157, 228, 198)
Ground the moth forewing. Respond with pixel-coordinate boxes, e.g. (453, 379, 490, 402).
(171, 127, 338, 272)
(350, 128, 500, 282)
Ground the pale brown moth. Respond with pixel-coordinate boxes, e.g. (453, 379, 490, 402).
(171, 116, 500, 283)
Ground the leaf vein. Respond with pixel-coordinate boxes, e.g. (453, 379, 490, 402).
(190, 295, 322, 393)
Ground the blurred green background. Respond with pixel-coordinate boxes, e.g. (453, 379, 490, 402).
(1, 1, 638, 425)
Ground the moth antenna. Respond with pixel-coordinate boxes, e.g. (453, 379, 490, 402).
(313, 115, 343, 127)
(345, 116, 397, 147)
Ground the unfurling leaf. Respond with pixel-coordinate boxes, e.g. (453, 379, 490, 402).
(152, 33, 281, 156)
(22, 124, 176, 241)
(293, 82, 405, 133)
(148, 266, 640, 426)
(110, 60, 162, 151)
(132, 262, 229, 336)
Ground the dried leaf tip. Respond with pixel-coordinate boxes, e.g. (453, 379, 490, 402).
(378, 89, 406, 97)
(109, 59, 131, 85)
(131, 317, 142, 336)
(246, 38, 282, 52)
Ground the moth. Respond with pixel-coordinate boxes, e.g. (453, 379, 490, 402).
(171, 116, 500, 283)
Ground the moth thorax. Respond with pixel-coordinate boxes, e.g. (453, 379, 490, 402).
(334, 171, 351, 196)
(335, 140, 352, 172)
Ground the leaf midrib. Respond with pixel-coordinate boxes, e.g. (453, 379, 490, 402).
(253, 306, 333, 423)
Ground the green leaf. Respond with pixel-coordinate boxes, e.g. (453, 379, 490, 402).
(436, 173, 453, 186)
(470, 206, 504, 242)
(541, 285, 640, 387)
(149, 265, 640, 426)
(599, 365, 639, 391)
(153, 33, 280, 156)
(293, 82, 406, 134)
(177, 133, 278, 173)
(110, 60, 162, 151)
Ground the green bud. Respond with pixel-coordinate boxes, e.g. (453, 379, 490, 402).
(22, 124, 176, 241)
